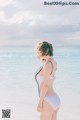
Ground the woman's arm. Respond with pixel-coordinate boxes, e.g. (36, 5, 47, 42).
(38, 62, 53, 103)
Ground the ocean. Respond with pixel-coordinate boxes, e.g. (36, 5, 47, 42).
(0, 46, 80, 120)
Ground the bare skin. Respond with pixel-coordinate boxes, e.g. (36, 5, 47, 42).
(36, 49, 59, 120)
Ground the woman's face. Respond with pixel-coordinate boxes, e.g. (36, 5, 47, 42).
(36, 49, 46, 63)
(36, 49, 42, 60)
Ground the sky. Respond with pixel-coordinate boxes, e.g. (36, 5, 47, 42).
(0, 0, 80, 47)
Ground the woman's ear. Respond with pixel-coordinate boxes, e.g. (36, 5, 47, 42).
(42, 59, 46, 61)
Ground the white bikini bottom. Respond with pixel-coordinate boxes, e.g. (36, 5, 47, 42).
(44, 94, 61, 111)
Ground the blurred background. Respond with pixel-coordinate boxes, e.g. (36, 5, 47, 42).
(0, 0, 80, 120)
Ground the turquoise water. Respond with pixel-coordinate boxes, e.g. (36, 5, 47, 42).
(0, 47, 80, 120)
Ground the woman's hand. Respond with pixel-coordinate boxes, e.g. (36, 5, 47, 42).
(37, 101, 43, 112)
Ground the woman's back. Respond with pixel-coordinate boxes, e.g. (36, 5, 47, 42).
(36, 58, 57, 96)
(42, 59, 57, 96)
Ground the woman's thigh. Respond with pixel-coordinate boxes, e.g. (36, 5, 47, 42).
(40, 100, 54, 120)
(42, 100, 53, 112)
(51, 110, 57, 120)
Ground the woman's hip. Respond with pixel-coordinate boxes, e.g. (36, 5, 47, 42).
(43, 94, 61, 111)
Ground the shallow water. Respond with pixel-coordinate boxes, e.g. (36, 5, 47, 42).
(0, 47, 80, 120)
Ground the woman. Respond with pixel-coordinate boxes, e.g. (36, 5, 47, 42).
(35, 41, 61, 120)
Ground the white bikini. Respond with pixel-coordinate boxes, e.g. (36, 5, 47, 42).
(35, 60, 61, 111)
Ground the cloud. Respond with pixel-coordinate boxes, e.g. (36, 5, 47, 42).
(3, 11, 43, 25)
(0, 0, 80, 47)
(0, 11, 5, 21)
(0, 0, 16, 7)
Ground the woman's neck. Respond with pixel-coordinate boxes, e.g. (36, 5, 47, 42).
(43, 56, 53, 64)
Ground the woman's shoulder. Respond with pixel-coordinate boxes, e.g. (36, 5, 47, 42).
(43, 59, 57, 74)
(43, 61, 52, 71)
(43, 58, 57, 68)
(42, 61, 53, 76)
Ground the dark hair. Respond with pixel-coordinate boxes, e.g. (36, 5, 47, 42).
(36, 41, 53, 56)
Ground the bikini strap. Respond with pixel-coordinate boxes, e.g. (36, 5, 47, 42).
(35, 66, 43, 79)
(48, 61, 53, 75)
(35, 66, 43, 97)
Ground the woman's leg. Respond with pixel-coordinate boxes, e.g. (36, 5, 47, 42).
(40, 100, 54, 120)
(51, 110, 58, 120)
